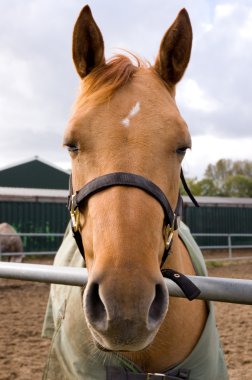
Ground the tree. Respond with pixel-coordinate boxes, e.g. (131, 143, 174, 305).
(222, 175, 252, 197)
(182, 159, 252, 197)
(205, 159, 233, 187)
(196, 178, 219, 196)
(180, 178, 219, 196)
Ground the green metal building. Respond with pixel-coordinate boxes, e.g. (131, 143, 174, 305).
(0, 157, 69, 190)
(0, 157, 251, 253)
(0, 187, 69, 252)
(183, 196, 252, 248)
(0, 158, 69, 252)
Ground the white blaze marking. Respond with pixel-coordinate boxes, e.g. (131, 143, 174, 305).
(121, 118, 130, 127)
(121, 101, 141, 127)
(129, 101, 141, 118)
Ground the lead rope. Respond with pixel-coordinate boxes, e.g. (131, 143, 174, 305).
(161, 268, 201, 300)
(160, 169, 199, 268)
(161, 169, 201, 300)
(180, 169, 199, 207)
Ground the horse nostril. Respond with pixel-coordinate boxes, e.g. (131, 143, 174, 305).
(85, 282, 107, 331)
(148, 283, 168, 328)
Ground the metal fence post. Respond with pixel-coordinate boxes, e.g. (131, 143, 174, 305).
(228, 234, 232, 259)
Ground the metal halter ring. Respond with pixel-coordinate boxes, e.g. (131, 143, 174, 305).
(164, 213, 176, 250)
(70, 194, 80, 232)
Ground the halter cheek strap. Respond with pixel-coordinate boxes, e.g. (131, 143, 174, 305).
(67, 170, 201, 301)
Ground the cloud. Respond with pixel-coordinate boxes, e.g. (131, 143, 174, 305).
(215, 3, 236, 19)
(0, 125, 68, 168)
(177, 1, 252, 139)
(183, 135, 252, 178)
(177, 79, 220, 113)
(0, 0, 81, 172)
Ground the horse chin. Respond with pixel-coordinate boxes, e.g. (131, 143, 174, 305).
(89, 326, 157, 353)
(94, 341, 113, 352)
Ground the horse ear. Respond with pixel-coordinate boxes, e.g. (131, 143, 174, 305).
(155, 9, 192, 86)
(72, 5, 105, 78)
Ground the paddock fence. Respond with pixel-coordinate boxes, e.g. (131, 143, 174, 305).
(1, 231, 252, 305)
(1, 232, 252, 261)
(0, 232, 64, 259)
(192, 233, 252, 261)
(0, 261, 252, 305)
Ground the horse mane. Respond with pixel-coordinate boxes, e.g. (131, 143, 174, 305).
(75, 53, 150, 109)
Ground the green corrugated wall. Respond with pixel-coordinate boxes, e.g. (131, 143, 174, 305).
(0, 201, 69, 252)
(1, 200, 252, 251)
(183, 205, 252, 247)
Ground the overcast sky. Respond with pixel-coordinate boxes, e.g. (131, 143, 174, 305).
(0, 0, 252, 178)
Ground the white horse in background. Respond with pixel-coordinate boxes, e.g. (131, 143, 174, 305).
(0, 223, 24, 262)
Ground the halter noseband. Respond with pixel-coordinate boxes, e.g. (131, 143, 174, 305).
(67, 170, 201, 301)
(68, 172, 182, 265)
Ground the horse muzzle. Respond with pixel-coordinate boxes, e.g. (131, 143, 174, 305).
(83, 272, 169, 351)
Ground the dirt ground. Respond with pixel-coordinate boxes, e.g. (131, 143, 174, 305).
(0, 258, 251, 380)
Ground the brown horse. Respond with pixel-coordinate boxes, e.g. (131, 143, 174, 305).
(43, 6, 228, 379)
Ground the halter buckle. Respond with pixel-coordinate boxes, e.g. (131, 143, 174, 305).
(70, 194, 80, 232)
(164, 213, 176, 250)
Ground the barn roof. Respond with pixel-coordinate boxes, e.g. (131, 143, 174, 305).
(0, 186, 68, 203)
(0, 186, 251, 207)
(183, 195, 252, 207)
(0, 157, 69, 190)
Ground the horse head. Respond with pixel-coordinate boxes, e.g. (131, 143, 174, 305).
(64, 5, 192, 352)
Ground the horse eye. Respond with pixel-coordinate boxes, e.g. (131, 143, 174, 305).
(66, 144, 79, 153)
(176, 146, 189, 155)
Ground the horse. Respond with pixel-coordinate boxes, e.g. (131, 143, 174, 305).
(42, 6, 228, 379)
(0, 223, 24, 262)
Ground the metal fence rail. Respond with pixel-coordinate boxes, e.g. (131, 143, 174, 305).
(0, 232, 64, 259)
(0, 251, 57, 257)
(1, 232, 252, 261)
(0, 233, 64, 237)
(193, 233, 252, 260)
(0, 262, 252, 305)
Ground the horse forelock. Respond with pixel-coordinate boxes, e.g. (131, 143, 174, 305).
(74, 53, 150, 110)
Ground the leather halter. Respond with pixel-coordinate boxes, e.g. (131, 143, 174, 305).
(67, 170, 201, 301)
